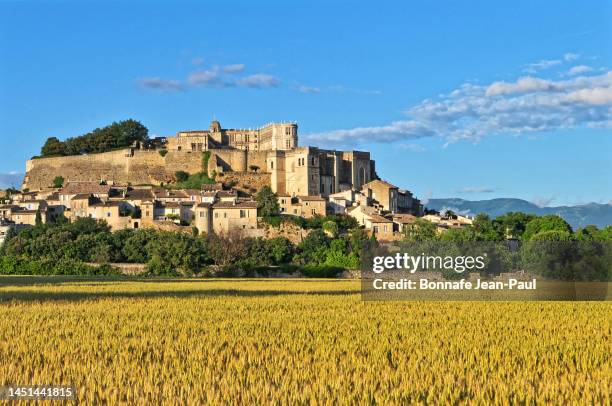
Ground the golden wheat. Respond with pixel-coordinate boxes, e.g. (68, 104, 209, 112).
(0, 278, 610, 404)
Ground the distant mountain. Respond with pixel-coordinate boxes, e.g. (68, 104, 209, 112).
(425, 198, 612, 229)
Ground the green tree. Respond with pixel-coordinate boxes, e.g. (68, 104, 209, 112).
(295, 229, 329, 265)
(52, 176, 65, 188)
(322, 220, 338, 238)
(495, 212, 536, 239)
(472, 213, 504, 241)
(402, 218, 438, 241)
(522, 215, 572, 241)
(255, 186, 280, 217)
(175, 171, 189, 182)
(41, 137, 65, 156)
(265, 237, 295, 264)
(40, 120, 148, 157)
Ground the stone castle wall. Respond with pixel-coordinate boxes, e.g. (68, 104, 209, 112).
(23, 149, 205, 190)
(208, 150, 268, 175)
(22, 148, 271, 191)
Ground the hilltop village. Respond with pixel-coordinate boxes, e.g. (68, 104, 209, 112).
(0, 120, 474, 246)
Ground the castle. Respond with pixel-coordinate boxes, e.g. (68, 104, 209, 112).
(9, 119, 424, 241)
(158, 120, 376, 197)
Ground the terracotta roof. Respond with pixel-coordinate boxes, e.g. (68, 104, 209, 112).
(392, 214, 417, 224)
(217, 190, 237, 197)
(368, 214, 392, 223)
(196, 203, 212, 208)
(201, 183, 223, 191)
(212, 201, 258, 209)
(124, 189, 154, 200)
(362, 179, 398, 189)
(153, 189, 189, 198)
(71, 193, 92, 200)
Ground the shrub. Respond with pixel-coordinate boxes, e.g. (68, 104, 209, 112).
(300, 265, 344, 278)
(175, 171, 189, 182)
(53, 176, 65, 188)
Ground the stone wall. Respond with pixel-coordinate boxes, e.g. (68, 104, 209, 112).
(207, 149, 268, 175)
(217, 172, 271, 194)
(22, 148, 264, 191)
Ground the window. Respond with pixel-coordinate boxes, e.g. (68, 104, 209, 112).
(311, 157, 315, 166)
(286, 140, 291, 149)
(215, 213, 219, 218)
(240, 209, 246, 218)
(373, 226, 379, 234)
(311, 209, 316, 215)
(177, 146, 182, 151)
(293, 209, 298, 214)
(270, 161, 274, 169)
(224, 213, 227, 218)
(107, 212, 111, 217)
(199, 212, 205, 218)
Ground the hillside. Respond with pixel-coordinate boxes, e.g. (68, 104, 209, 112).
(426, 198, 612, 229)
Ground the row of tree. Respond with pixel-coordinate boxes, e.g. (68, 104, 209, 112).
(0, 216, 375, 276)
(403, 212, 612, 242)
(40, 119, 148, 157)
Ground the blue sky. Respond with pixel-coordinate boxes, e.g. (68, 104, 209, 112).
(0, 0, 610, 206)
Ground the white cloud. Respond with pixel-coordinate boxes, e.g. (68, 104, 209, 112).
(565, 87, 612, 105)
(397, 143, 426, 152)
(564, 53, 579, 62)
(455, 187, 495, 193)
(298, 85, 321, 94)
(185, 68, 278, 89)
(532, 196, 555, 208)
(187, 68, 224, 86)
(223, 64, 245, 73)
(568, 65, 593, 76)
(235, 74, 280, 88)
(523, 59, 561, 73)
(305, 70, 612, 146)
(137, 77, 184, 91)
(486, 77, 557, 96)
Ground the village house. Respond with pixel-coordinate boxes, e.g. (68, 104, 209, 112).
(278, 195, 327, 218)
(59, 181, 112, 206)
(327, 189, 370, 214)
(194, 200, 259, 236)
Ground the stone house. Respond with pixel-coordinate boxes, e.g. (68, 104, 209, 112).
(278, 195, 327, 218)
(361, 179, 399, 213)
(194, 200, 258, 236)
(365, 214, 394, 241)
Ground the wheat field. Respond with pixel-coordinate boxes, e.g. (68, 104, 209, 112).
(0, 277, 610, 404)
